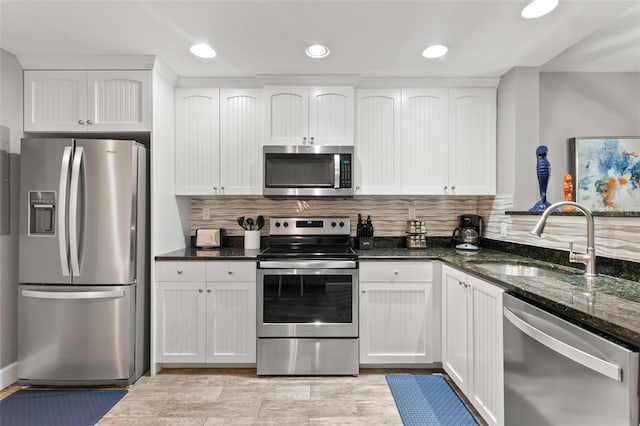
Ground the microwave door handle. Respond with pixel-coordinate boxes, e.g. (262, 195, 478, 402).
(58, 146, 73, 277)
(69, 146, 84, 277)
(334, 154, 340, 188)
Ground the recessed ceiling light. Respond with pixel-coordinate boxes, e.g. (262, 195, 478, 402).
(190, 43, 216, 59)
(422, 44, 448, 59)
(521, 0, 559, 19)
(306, 44, 330, 59)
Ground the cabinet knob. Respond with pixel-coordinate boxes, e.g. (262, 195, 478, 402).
(207, 289, 212, 293)
(177, 269, 183, 274)
(361, 290, 366, 294)
(227, 271, 233, 275)
(356, 186, 361, 190)
(451, 186, 456, 191)
(394, 271, 399, 275)
(458, 280, 463, 286)
(302, 137, 307, 144)
(220, 186, 225, 190)
(78, 120, 85, 125)
(444, 185, 448, 190)
(87, 119, 93, 125)
(213, 186, 218, 190)
(310, 137, 314, 145)
(198, 288, 204, 293)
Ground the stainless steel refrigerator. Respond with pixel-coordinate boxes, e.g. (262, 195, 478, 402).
(18, 138, 148, 385)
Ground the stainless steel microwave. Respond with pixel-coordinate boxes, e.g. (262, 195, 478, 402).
(263, 145, 354, 197)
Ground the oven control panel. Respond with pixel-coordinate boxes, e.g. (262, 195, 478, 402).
(270, 217, 351, 235)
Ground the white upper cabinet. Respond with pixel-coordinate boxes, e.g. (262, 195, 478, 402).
(219, 89, 262, 195)
(401, 88, 449, 194)
(24, 70, 151, 132)
(355, 89, 402, 194)
(448, 88, 496, 195)
(264, 86, 354, 145)
(174, 88, 220, 195)
(174, 88, 262, 196)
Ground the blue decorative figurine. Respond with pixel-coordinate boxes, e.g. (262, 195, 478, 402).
(529, 145, 552, 212)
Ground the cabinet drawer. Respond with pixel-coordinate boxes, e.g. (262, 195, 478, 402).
(360, 261, 432, 282)
(156, 261, 206, 282)
(207, 261, 256, 282)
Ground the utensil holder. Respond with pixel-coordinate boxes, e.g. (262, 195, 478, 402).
(244, 230, 260, 250)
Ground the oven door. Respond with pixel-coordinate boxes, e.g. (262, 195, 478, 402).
(257, 263, 358, 338)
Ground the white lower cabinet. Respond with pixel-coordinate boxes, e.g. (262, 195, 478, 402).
(155, 261, 256, 364)
(441, 263, 504, 426)
(359, 261, 438, 364)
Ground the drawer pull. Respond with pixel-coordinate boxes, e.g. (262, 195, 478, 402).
(198, 289, 203, 293)
(394, 271, 399, 275)
(227, 271, 233, 275)
(177, 269, 183, 274)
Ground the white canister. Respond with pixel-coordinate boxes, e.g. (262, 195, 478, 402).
(244, 230, 261, 250)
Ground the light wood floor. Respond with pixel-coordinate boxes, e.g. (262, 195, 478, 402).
(2, 368, 485, 425)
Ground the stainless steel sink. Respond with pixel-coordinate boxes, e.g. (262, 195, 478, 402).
(471, 262, 578, 278)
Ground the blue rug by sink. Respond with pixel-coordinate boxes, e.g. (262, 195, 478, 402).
(0, 389, 127, 426)
(386, 374, 478, 426)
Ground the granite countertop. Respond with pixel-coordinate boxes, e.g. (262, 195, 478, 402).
(156, 247, 261, 260)
(156, 246, 640, 347)
(359, 247, 640, 347)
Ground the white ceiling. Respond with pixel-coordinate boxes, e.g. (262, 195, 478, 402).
(1, 0, 639, 78)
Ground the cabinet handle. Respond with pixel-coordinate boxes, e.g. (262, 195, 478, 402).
(78, 120, 85, 125)
(198, 289, 203, 293)
(310, 137, 314, 145)
(177, 269, 183, 274)
(302, 137, 307, 144)
(87, 119, 93, 125)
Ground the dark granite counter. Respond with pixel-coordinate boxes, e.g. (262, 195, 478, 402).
(359, 247, 640, 348)
(155, 247, 260, 260)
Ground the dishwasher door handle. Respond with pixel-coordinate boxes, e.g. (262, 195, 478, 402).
(504, 307, 622, 382)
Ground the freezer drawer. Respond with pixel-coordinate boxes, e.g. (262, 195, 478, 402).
(503, 293, 639, 426)
(18, 284, 136, 385)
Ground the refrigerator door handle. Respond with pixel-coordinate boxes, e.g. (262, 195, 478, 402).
(58, 146, 73, 277)
(22, 289, 125, 300)
(69, 146, 84, 277)
(504, 307, 622, 381)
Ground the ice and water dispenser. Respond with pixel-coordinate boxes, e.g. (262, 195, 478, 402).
(29, 191, 56, 235)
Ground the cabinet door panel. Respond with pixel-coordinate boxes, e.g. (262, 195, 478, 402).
(449, 88, 496, 195)
(156, 282, 206, 362)
(401, 88, 448, 194)
(220, 89, 262, 194)
(206, 281, 256, 363)
(264, 86, 308, 145)
(24, 70, 87, 132)
(175, 88, 220, 195)
(441, 265, 469, 389)
(360, 281, 434, 364)
(309, 87, 354, 145)
(469, 275, 504, 426)
(87, 70, 151, 131)
(355, 89, 401, 194)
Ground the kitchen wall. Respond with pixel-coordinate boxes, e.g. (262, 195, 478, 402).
(0, 48, 23, 388)
(485, 70, 640, 263)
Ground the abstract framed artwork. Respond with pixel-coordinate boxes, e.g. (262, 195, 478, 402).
(569, 137, 640, 212)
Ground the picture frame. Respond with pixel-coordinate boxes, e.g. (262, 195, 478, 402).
(569, 137, 640, 212)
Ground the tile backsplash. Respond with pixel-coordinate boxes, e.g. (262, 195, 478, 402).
(191, 196, 490, 237)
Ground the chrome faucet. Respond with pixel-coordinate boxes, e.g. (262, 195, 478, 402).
(529, 201, 597, 277)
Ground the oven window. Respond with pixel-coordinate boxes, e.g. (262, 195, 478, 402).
(262, 274, 353, 323)
(264, 154, 334, 188)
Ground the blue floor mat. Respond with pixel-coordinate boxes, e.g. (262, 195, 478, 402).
(0, 389, 127, 426)
(386, 374, 478, 426)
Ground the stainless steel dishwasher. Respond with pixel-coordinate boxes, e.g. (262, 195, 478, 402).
(503, 293, 639, 426)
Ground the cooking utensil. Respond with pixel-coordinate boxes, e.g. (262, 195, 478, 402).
(246, 217, 254, 230)
(237, 216, 246, 230)
(256, 215, 265, 230)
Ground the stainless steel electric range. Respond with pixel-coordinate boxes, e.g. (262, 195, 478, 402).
(256, 217, 359, 375)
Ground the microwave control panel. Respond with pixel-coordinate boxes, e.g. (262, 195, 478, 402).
(339, 154, 352, 188)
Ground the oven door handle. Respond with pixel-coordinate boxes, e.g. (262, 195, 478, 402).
(258, 260, 357, 269)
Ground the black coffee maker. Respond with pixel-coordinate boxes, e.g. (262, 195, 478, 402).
(452, 214, 484, 250)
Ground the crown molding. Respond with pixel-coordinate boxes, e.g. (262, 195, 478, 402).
(357, 76, 500, 88)
(176, 77, 261, 88)
(17, 55, 156, 70)
(153, 59, 179, 87)
(257, 74, 361, 86)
